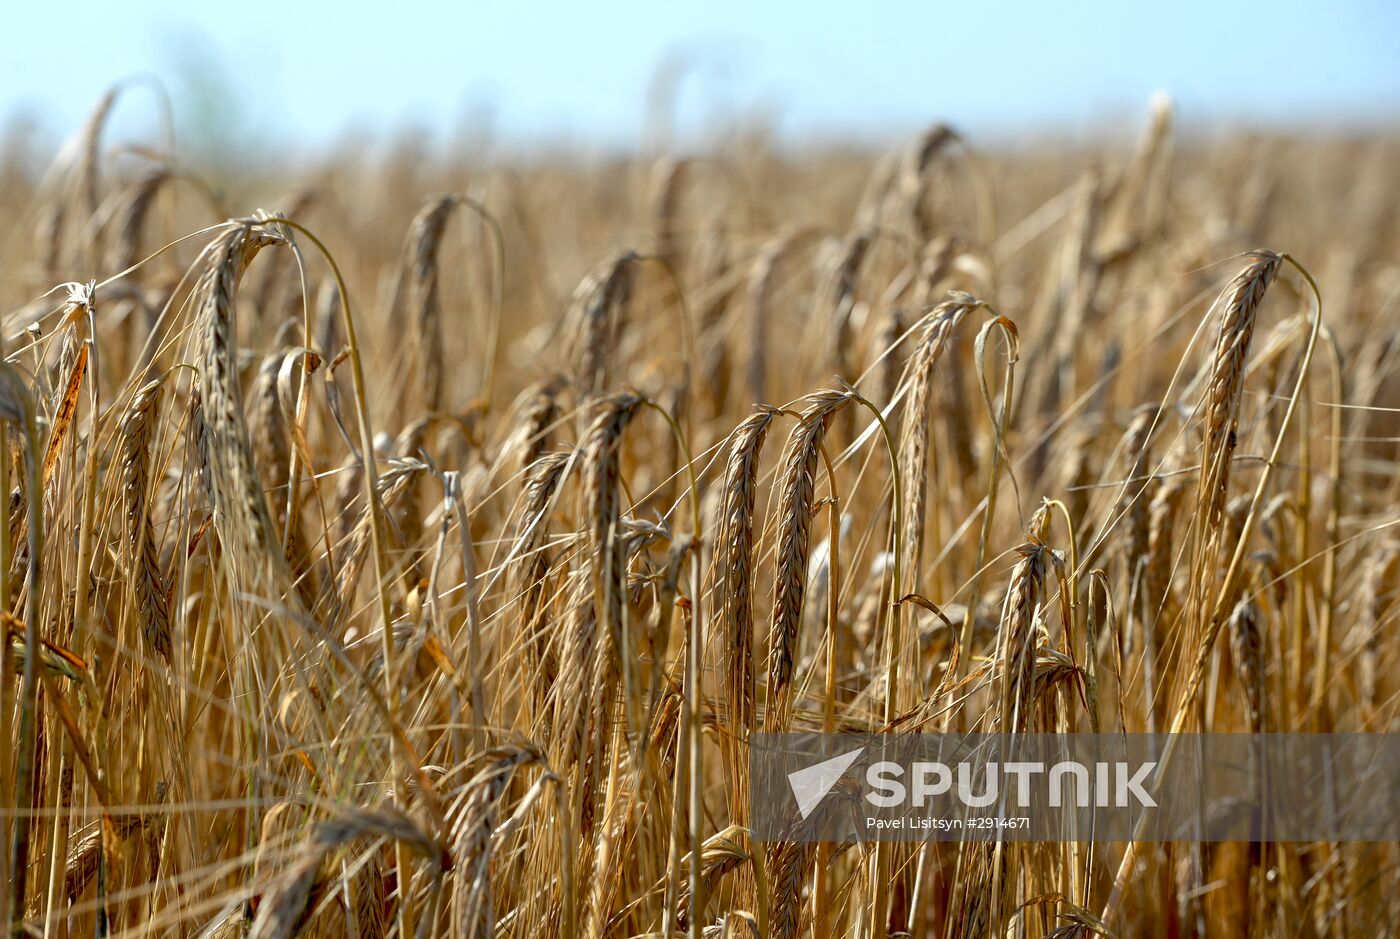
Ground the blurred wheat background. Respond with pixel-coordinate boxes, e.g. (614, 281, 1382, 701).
(2, 4, 1399, 937)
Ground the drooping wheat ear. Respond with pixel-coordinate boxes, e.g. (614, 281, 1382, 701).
(62, 808, 146, 904)
(105, 167, 170, 276)
(398, 194, 457, 412)
(450, 745, 543, 938)
(251, 805, 442, 939)
(673, 825, 748, 931)
(767, 389, 851, 731)
(650, 156, 688, 271)
(912, 234, 958, 309)
(187, 383, 213, 506)
(1102, 92, 1174, 250)
(119, 377, 170, 661)
(554, 398, 642, 857)
(553, 394, 642, 766)
(48, 320, 82, 417)
(997, 540, 1049, 732)
(192, 220, 295, 591)
(711, 397, 771, 897)
(904, 123, 959, 181)
(515, 375, 566, 470)
(1197, 251, 1281, 535)
(715, 407, 777, 739)
(250, 802, 309, 936)
(324, 461, 425, 626)
(853, 148, 901, 232)
(314, 273, 342, 359)
(37, 198, 66, 281)
(569, 252, 637, 399)
(104, 168, 172, 374)
(898, 123, 959, 239)
(824, 230, 872, 384)
(898, 293, 978, 582)
(768, 838, 815, 939)
(389, 415, 435, 581)
(248, 350, 291, 503)
(513, 451, 571, 720)
(1227, 598, 1264, 732)
(583, 393, 643, 658)
(745, 231, 803, 404)
(392, 416, 432, 470)
(350, 852, 388, 939)
(689, 224, 734, 424)
(37, 87, 117, 276)
(1145, 472, 1189, 616)
(579, 402, 646, 772)
(971, 533, 1052, 939)
(855, 123, 956, 235)
(1113, 404, 1158, 567)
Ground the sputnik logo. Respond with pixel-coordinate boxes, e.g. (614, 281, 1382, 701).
(787, 746, 865, 819)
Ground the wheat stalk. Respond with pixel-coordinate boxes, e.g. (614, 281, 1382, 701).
(897, 293, 979, 584)
(119, 377, 171, 660)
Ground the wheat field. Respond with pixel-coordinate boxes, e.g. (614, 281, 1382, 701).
(0, 89, 1397, 937)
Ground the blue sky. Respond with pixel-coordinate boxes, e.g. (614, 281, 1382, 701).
(4, 1, 1399, 151)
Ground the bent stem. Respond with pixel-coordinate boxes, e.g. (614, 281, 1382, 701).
(960, 315, 1020, 676)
